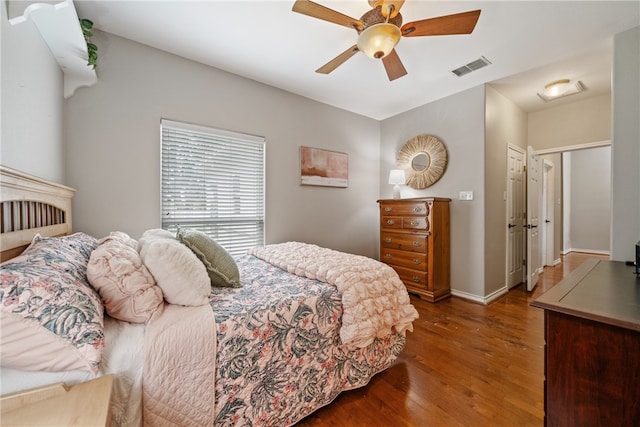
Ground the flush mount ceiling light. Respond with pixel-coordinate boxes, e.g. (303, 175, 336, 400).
(537, 79, 586, 102)
(543, 79, 571, 97)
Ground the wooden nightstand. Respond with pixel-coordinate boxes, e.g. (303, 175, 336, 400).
(0, 374, 113, 426)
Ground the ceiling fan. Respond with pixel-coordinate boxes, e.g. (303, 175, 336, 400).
(292, 0, 481, 81)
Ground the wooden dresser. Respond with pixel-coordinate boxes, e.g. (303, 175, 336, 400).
(377, 197, 451, 302)
(531, 260, 640, 426)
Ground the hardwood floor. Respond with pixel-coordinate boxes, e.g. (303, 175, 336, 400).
(297, 252, 608, 426)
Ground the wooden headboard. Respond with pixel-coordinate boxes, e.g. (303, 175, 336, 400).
(0, 165, 75, 262)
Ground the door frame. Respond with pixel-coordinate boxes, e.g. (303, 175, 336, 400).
(536, 139, 611, 256)
(542, 159, 555, 266)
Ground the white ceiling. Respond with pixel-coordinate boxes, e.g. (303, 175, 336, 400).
(74, 1, 640, 120)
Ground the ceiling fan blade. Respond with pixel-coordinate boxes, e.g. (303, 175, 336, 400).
(401, 10, 481, 37)
(382, 49, 407, 81)
(316, 45, 360, 74)
(293, 0, 363, 31)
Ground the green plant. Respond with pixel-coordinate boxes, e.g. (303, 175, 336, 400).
(80, 18, 98, 69)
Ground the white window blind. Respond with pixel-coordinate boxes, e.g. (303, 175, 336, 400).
(161, 119, 265, 257)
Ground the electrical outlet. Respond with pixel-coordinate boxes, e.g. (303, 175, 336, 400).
(459, 191, 474, 201)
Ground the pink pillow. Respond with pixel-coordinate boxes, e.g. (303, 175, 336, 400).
(87, 232, 163, 323)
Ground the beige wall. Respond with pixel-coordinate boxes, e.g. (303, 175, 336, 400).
(380, 86, 487, 299)
(1, 0, 65, 182)
(528, 95, 611, 149)
(62, 31, 381, 258)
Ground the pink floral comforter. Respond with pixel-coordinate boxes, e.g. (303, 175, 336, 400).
(210, 253, 410, 426)
(249, 242, 419, 348)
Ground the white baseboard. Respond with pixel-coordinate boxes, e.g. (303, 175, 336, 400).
(451, 286, 508, 305)
(565, 248, 610, 256)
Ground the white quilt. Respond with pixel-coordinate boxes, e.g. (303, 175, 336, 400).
(249, 242, 419, 348)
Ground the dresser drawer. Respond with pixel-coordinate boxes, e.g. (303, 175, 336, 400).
(393, 265, 428, 287)
(381, 216, 429, 230)
(381, 232, 427, 253)
(380, 202, 429, 216)
(403, 217, 428, 230)
(381, 248, 427, 270)
(381, 216, 403, 229)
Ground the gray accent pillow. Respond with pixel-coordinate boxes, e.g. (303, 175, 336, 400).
(176, 228, 241, 288)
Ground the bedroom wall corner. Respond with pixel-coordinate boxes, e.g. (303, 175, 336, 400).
(1, 0, 65, 183)
(380, 86, 486, 300)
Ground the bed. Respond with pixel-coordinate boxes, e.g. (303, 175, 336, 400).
(0, 165, 418, 426)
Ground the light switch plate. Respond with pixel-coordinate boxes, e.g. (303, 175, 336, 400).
(459, 191, 474, 201)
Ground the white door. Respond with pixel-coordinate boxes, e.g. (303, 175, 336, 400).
(506, 146, 526, 288)
(542, 160, 555, 266)
(526, 146, 541, 291)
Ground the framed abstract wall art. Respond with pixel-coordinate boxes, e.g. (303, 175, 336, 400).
(300, 146, 348, 188)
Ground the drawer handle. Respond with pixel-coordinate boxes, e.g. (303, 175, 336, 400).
(385, 254, 393, 259)
(412, 276, 421, 283)
(413, 206, 423, 213)
(410, 220, 420, 226)
(413, 259, 421, 265)
(385, 237, 393, 243)
(386, 220, 395, 225)
(413, 241, 421, 247)
(384, 207, 392, 212)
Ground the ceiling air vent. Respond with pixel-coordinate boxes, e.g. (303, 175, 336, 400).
(451, 56, 492, 77)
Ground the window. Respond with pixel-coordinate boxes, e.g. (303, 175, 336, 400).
(161, 119, 265, 257)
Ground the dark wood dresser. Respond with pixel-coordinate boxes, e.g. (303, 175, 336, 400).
(531, 260, 640, 426)
(377, 197, 451, 302)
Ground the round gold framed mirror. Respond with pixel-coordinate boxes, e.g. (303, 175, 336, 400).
(397, 134, 448, 189)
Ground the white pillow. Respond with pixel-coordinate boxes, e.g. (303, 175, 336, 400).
(138, 230, 210, 306)
(136, 228, 175, 252)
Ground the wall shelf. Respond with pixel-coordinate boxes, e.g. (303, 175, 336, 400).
(10, 0, 97, 98)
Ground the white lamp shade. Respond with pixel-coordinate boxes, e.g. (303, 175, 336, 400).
(357, 23, 401, 59)
(389, 169, 405, 185)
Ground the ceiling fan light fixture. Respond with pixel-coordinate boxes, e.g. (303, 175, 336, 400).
(357, 23, 401, 59)
(543, 79, 571, 98)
